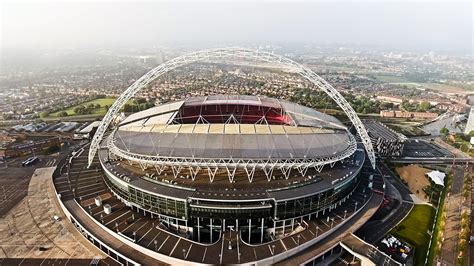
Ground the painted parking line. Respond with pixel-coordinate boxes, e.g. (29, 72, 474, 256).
(122, 218, 143, 232)
(78, 189, 107, 199)
(75, 182, 102, 190)
(76, 186, 106, 194)
(202, 247, 207, 262)
(146, 231, 162, 248)
(130, 220, 150, 234)
(138, 225, 155, 242)
(157, 236, 170, 251)
(105, 210, 131, 226)
(169, 238, 181, 256)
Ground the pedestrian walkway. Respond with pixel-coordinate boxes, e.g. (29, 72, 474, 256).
(438, 166, 464, 265)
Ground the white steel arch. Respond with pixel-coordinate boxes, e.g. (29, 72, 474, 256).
(88, 47, 376, 169)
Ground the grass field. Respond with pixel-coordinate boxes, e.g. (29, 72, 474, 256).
(374, 74, 410, 84)
(50, 98, 117, 117)
(391, 205, 436, 266)
(390, 82, 420, 88)
(420, 83, 473, 94)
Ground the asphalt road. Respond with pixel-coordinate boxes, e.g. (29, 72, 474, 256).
(355, 162, 414, 245)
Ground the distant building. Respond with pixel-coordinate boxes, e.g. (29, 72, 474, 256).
(465, 107, 474, 134)
(0, 136, 60, 158)
(380, 110, 438, 119)
(436, 102, 468, 113)
(73, 121, 100, 140)
(156, 49, 165, 64)
(376, 96, 403, 105)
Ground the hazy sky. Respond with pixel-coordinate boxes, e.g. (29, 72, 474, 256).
(1, 1, 472, 53)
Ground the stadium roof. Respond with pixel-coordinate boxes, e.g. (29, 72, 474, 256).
(113, 96, 354, 161)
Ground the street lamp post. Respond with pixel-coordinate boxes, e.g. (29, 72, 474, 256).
(297, 234, 301, 245)
(115, 222, 119, 233)
(154, 240, 158, 251)
(354, 202, 358, 212)
(344, 210, 347, 219)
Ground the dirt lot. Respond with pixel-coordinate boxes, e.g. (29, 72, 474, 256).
(396, 165, 431, 202)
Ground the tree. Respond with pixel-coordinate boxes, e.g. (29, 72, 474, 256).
(418, 101, 431, 112)
(440, 126, 449, 136)
(58, 111, 68, 117)
(135, 98, 147, 104)
(123, 104, 133, 112)
(45, 144, 60, 154)
(74, 105, 86, 115)
(39, 112, 49, 118)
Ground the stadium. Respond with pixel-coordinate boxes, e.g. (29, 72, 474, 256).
(102, 94, 362, 242)
(53, 48, 384, 265)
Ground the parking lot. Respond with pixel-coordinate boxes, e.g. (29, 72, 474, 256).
(402, 139, 453, 158)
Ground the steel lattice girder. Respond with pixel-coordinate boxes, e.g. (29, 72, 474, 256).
(105, 131, 358, 181)
(89, 47, 376, 169)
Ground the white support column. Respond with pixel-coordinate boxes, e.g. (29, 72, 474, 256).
(154, 165, 165, 175)
(189, 166, 200, 181)
(248, 219, 252, 243)
(280, 167, 292, 179)
(263, 166, 274, 182)
(297, 166, 309, 177)
(244, 165, 256, 183)
(315, 165, 324, 173)
(207, 166, 218, 183)
(226, 166, 237, 183)
(197, 218, 201, 242)
(210, 218, 213, 244)
(171, 165, 182, 178)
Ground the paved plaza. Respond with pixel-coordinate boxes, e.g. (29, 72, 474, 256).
(0, 167, 104, 261)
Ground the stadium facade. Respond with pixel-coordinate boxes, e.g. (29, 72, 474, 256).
(100, 95, 365, 244)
